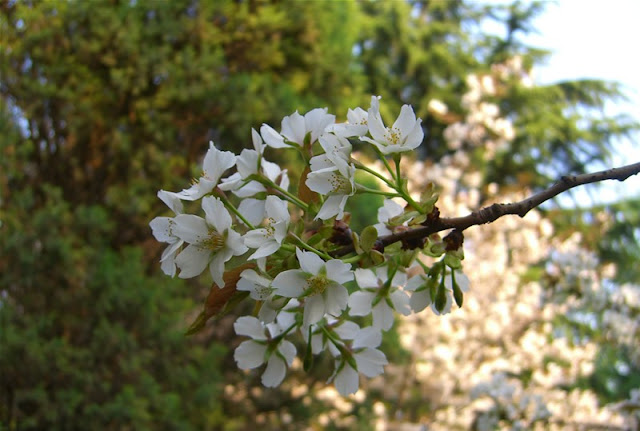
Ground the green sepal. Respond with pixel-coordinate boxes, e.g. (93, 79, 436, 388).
(434, 279, 447, 313)
(425, 242, 445, 257)
(444, 252, 462, 269)
(369, 249, 385, 265)
(360, 225, 378, 252)
(303, 326, 314, 372)
(352, 231, 363, 254)
(453, 281, 464, 308)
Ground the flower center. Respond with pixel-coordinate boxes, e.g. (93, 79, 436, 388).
(329, 172, 352, 195)
(385, 127, 401, 145)
(306, 275, 330, 296)
(264, 217, 276, 238)
(202, 229, 225, 252)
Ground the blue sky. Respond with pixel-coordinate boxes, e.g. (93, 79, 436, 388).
(529, 0, 640, 121)
(523, 0, 640, 203)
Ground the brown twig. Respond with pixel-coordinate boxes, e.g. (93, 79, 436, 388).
(333, 161, 640, 257)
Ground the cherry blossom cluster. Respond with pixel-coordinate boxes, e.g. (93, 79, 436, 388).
(150, 96, 470, 395)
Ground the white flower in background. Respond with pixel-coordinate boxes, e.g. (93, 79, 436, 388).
(260, 108, 335, 148)
(169, 142, 236, 201)
(171, 196, 247, 286)
(272, 248, 353, 327)
(149, 190, 184, 277)
(328, 326, 388, 396)
(306, 154, 356, 220)
(233, 316, 296, 388)
(244, 196, 290, 260)
(374, 198, 405, 236)
(361, 98, 424, 154)
(349, 266, 411, 331)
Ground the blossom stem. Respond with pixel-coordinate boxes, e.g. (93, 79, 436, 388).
(219, 196, 256, 229)
(341, 254, 362, 264)
(288, 233, 333, 261)
(394, 153, 402, 185)
(355, 185, 399, 197)
(253, 175, 310, 212)
(374, 147, 398, 183)
(399, 191, 424, 214)
(353, 161, 396, 189)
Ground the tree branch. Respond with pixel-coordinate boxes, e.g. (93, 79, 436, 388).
(333, 161, 640, 257)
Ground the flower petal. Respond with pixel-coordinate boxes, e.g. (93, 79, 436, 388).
(278, 340, 297, 366)
(281, 111, 306, 145)
(324, 283, 348, 317)
(392, 104, 417, 140)
(234, 340, 267, 369)
(150, 217, 174, 243)
(202, 143, 236, 186)
(238, 198, 266, 226)
(348, 291, 374, 316)
(402, 118, 424, 150)
(272, 270, 307, 297)
(265, 195, 289, 223)
(390, 290, 411, 316)
(157, 190, 183, 214)
(172, 214, 208, 244)
(249, 241, 280, 260)
(202, 196, 232, 233)
(355, 268, 379, 289)
(372, 301, 394, 331)
(355, 348, 387, 377)
(234, 316, 268, 340)
(209, 252, 226, 287)
(410, 290, 432, 312)
(175, 244, 210, 279)
(296, 249, 324, 275)
(353, 327, 382, 349)
(303, 294, 326, 327)
(334, 363, 359, 396)
(262, 355, 287, 387)
(326, 259, 354, 284)
(226, 229, 248, 256)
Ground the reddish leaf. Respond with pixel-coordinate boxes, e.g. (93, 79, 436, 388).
(186, 263, 255, 335)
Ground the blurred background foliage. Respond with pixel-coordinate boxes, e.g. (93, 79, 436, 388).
(0, 0, 638, 429)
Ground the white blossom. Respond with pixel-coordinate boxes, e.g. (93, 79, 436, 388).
(374, 198, 405, 236)
(349, 266, 411, 331)
(244, 195, 290, 260)
(361, 98, 424, 154)
(306, 153, 356, 220)
(149, 190, 185, 277)
(326, 97, 375, 138)
(272, 248, 353, 327)
(260, 108, 335, 148)
(329, 326, 388, 396)
(233, 316, 296, 388)
(171, 196, 247, 286)
(168, 142, 236, 201)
